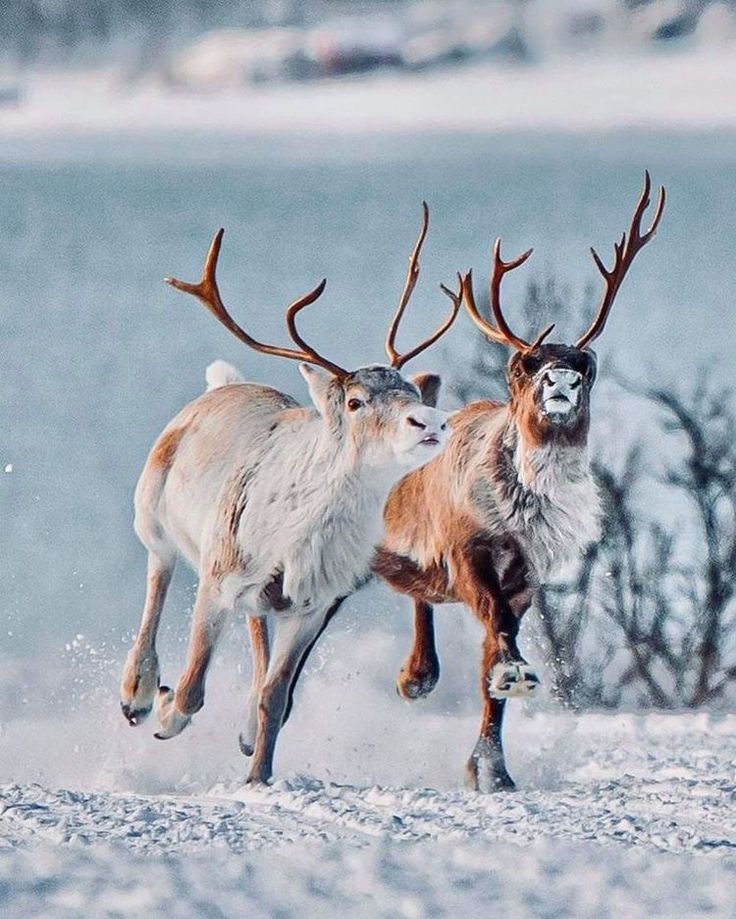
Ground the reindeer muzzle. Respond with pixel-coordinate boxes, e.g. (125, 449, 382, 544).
(539, 367, 583, 419)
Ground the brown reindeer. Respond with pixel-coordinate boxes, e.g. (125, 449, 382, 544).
(374, 174, 666, 791)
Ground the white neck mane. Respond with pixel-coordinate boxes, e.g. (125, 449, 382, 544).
(505, 426, 602, 579)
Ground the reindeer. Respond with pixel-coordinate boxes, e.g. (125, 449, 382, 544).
(120, 207, 460, 784)
(375, 174, 666, 792)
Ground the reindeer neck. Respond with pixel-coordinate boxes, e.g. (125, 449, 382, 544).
(244, 412, 400, 607)
(439, 404, 601, 579)
(500, 414, 591, 494)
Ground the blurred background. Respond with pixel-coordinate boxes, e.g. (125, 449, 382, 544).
(0, 1, 734, 792)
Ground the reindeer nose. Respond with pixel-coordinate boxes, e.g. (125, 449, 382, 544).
(406, 415, 428, 430)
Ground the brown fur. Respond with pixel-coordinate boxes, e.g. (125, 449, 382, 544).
(376, 385, 588, 791)
(209, 467, 254, 580)
(149, 425, 188, 472)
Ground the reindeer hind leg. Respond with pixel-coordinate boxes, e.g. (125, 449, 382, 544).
(246, 610, 330, 785)
(120, 547, 176, 726)
(239, 615, 270, 757)
(396, 600, 440, 700)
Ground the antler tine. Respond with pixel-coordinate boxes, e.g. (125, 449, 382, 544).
(387, 274, 462, 370)
(460, 269, 509, 344)
(385, 201, 430, 367)
(576, 172, 666, 349)
(529, 323, 556, 350)
(165, 229, 348, 378)
(285, 282, 350, 378)
(488, 238, 535, 352)
(461, 265, 553, 351)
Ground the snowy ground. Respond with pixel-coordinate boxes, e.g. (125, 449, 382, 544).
(3, 45, 736, 139)
(2, 711, 735, 916)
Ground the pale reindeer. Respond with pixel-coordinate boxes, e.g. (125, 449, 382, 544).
(120, 207, 460, 784)
(375, 174, 666, 791)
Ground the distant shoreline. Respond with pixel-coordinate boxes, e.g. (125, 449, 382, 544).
(1, 47, 735, 142)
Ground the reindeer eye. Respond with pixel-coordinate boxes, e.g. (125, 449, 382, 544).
(347, 398, 364, 412)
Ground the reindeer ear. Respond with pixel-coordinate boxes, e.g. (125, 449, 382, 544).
(411, 372, 442, 407)
(585, 349, 598, 384)
(300, 363, 338, 415)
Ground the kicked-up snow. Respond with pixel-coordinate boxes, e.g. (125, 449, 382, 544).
(2, 711, 735, 916)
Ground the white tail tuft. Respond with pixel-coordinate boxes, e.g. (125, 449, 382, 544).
(206, 360, 245, 391)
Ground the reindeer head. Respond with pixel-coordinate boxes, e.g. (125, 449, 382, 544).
(462, 173, 666, 447)
(300, 363, 447, 471)
(165, 204, 458, 474)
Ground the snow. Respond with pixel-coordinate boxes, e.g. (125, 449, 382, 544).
(1, 835, 735, 918)
(3, 45, 736, 139)
(2, 711, 735, 915)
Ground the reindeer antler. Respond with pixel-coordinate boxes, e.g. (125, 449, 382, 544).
(576, 171, 666, 349)
(165, 229, 349, 379)
(460, 244, 554, 353)
(385, 202, 462, 370)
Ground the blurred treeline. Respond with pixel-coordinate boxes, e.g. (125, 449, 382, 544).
(0, 0, 343, 65)
(2, 1, 733, 69)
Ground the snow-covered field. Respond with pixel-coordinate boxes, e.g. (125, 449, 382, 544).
(2, 711, 735, 916)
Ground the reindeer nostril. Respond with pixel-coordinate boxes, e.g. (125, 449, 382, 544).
(407, 416, 427, 430)
(570, 378, 582, 389)
(440, 422, 448, 431)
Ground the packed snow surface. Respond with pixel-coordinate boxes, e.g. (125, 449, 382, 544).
(2, 712, 735, 916)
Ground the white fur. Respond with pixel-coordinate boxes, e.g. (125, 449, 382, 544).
(206, 359, 245, 391)
(504, 438, 601, 578)
(219, 417, 407, 612)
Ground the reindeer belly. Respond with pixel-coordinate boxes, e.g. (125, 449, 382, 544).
(375, 524, 535, 614)
(373, 548, 455, 603)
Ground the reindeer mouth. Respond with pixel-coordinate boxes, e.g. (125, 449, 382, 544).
(419, 435, 441, 446)
(542, 393, 576, 417)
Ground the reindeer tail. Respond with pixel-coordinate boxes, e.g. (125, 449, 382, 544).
(205, 360, 244, 391)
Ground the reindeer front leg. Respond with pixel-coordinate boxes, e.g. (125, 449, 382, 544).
(396, 600, 440, 700)
(247, 610, 330, 785)
(239, 616, 270, 757)
(462, 536, 539, 791)
(466, 535, 539, 700)
(154, 579, 229, 740)
(466, 623, 515, 792)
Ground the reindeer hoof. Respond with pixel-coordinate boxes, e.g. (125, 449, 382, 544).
(120, 650, 160, 725)
(465, 756, 516, 793)
(238, 733, 254, 757)
(396, 663, 439, 701)
(244, 772, 271, 786)
(153, 686, 191, 740)
(120, 701, 152, 726)
(488, 662, 540, 699)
